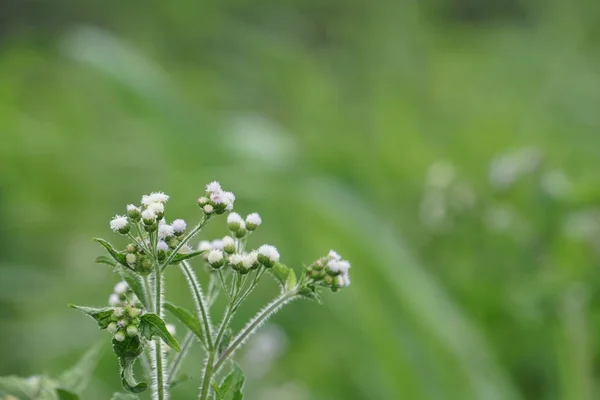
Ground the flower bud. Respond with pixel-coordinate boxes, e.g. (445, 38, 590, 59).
(110, 215, 130, 235)
(114, 307, 125, 318)
(126, 325, 139, 337)
(257, 245, 280, 268)
(228, 254, 244, 271)
(197, 196, 209, 207)
(234, 223, 247, 239)
(227, 213, 243, 232)
(222, 236, 236, 254)
(107, 322, 118, 334)
(125, 243, 138, 253)
(168, 237, 180, 249)
(114, 281, 129, 295)
(117, 319, 128, 328)
(127, 306, 141, 318)
(203, 204, 214, 215)
(207, 249, 224, 269)
(114, 330, 126, 342)
(171, 219, 186, 236)
(126, 205, 141, 221)
(108, 294, 121, 307)
(144, 223, 157, 233)
(243, 251, 259, 271)
(141, 209, 156, 225)
(245, 213, 262, 231)
(130, 317, 140, 326)
(147, 202, 165, 220)
(158, 223, 175, 239)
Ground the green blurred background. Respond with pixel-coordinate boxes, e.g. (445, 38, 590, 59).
(2, 0, 600, 398)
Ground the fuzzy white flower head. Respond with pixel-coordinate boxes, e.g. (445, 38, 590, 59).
(336, 273, 351, 288)
(141, 209, 156, 222)
(211, 239, 224, 250)
(157, 240, 169, 252)
(229, 254, 244, 266)
(114, 281, 129, 295)
(328, 259, 351, 273)
(203, 204, 214, 214)
(171, 219, 186, 233)
(207, 249, 224, 264)
(126, 204, 140, 212)
(158, 223, 175, 239)
(328, 250, 342, 261)
(222, 191, 235, 210)
(110, 215, 129, 232)
(148, 192, 169, 204)
(198, 241, 212, 252)
(246, 213, 262, 226)
(210, 191, 224, 204)
(166, 323, 176, 336)
(242, 251, 258, 269)
(108, 294, 121, 307)
(227, 212, 243, 225)
(258, 245, 280, 263)
(206, 181, 222, 193)
(222, 236, 235, 248)
(179, 244, 193, 254)
(148, 202, 165, 215)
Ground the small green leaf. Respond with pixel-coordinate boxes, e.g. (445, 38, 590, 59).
(94, 238, 128, 267)
(214, 364, 245, 400)
(95, 255, 117, 267)
(57, 342, 103, 394)
(112, 337, 147, 393)
(69, 305, 114, 329)
(298, 286, 323, 304)
(285, 269, 297, 293)
(116, 267, 148, 308)
(139, 313, 181, 351)
(164, 302, 203, 341)
(269, 262, 290, 287)
(56, 388, 80, 400)
(168, 250, 204, 264)
(111, 393, 139, 400)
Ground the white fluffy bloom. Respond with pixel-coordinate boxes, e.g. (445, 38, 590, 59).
(141, 209, 156, 222)
(258, 245, 280, 263)
(207, 249, 224, 264)
(222, 191, 235, 208)
(171, 219, 186, 233)
(157, 240, 169, 251)
(148, 202, 165, 215)
(110, 215, 128, 232)
(149, 192, 169, 204)
(158, 223, 175, 239)
(211, 239, 224, 250)
(227, 212, 243, 225)
(203, 204, 214, 214)
(328, 250, 342, 260)
(108, 294, 121, 306)
(178, 244, 193, 254)
(243, 251, 258, 269)
(229, 254, 244, 266)
(198, 241, 212, 252)
(246, 213, 262, 226)
(336, 273, 351, 288)
(328, 259, 351, 273)
(210, 192, 224, 204)
(114, 281, 129, 295)
(126, 204, 139, 212)
(222, 236, 235, 248)
(166, 323, 176, 336)
(206, 181, 222, 193)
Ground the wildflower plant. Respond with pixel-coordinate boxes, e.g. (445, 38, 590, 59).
(65, 182, 351, 399)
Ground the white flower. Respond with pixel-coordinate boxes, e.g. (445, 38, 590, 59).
(229, 254, 244, 266)
(206, 181, 222, 193)
(203, 204, 214, 214)
(210, 239, 223, 250)
(110, 215, 129, 232)
(125, 253, 137, 265)
(327, 259, 351, 273)
(157, 240, 169, 251)
(246, 213, 262, 228)
(228, 212, 242, 224)
(149, 192, 169, 204)
(242, 252, 258, 269)
(198, 241, 212, 252)
(328, 250, 342, 260)
(108, 294, 121, 306)
(178, 244, 193, 254)
(114, 281, 129, 295)
(210, 192, 224, 204)
(258, 245, 280, 263)
(126, 204, 139, 212)
(207, 249, 224, 264)
(148, 202, 165, 215)
(171, 219, 186, 233)
(222, 236, 235, 248)
(336, 273, 351, 288)
(141, 209, 156, 223)
(166, 323, 176, 336)
(158, 223, 175, 239)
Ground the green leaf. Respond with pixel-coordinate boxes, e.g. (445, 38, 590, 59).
(111, 393, 138, 400)
(57, 342, 103, 394)
(94, 238, 128, 267)
(69, 305, 114, 329)
(0, 375, 39, 398)
(139, 313, 181, 351)
(95, 255, 117, 267)
(116, 267, 148, 309)
(56, 388, 80, 400)
(285, 269, 297, 293)
(269, 262, 290, 287)
(164, 302, 203, 341)
(168, 250, 204, 264)
(214, 364, 245, 400)
(112, 336, 147, 393)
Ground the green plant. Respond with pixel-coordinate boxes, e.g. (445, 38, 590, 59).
(55, 182, 350, 400)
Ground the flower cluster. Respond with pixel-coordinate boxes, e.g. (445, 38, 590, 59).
(305, 250, 351, 292)
(107, 303, 144, 342)
(197, 182, 235, 215)
(108, 280, 142, 308)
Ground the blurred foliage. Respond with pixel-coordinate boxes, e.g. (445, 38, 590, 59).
(2, 0, 600, 399)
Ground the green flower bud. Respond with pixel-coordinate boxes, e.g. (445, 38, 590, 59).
(114, 330, 126, 342)
(126, 325, 139, 337)
(107, 322, 118, 334)
(125, 253, 137, 266)
(127, 306, 141, 318)
(125, 243, 138, 253)
(130, 317, 140, 326)
(144, 223, 157, 233)
(234, 227, 247, 239)
(126, 205, 141, 221)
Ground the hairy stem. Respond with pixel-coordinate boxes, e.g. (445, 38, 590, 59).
(180, 261, 213, 349)
(161, 217, 211, 271)
(152, 261, 168, 399)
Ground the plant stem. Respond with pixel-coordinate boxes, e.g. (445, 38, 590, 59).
(153, 260, 167, 400)
(212, 292, 298, 373)
(161, 216, 211, 271)
(168, 331, 195, 384)
(180, 261, 213, 349)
